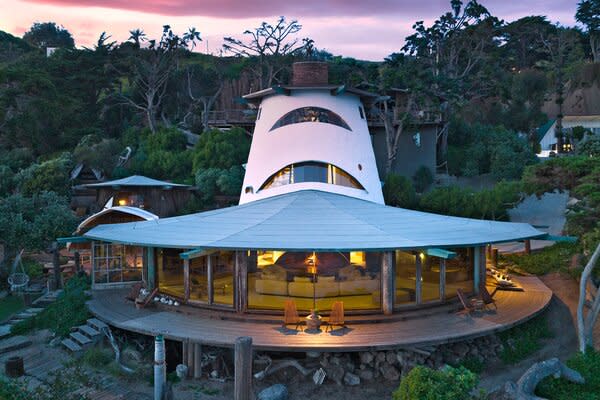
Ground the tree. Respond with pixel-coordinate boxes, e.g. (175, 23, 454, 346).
(23, 22, 75, 49)
(576, 0, 600, 61)
(182, 63, 224, 132)
(223, 16, 306, 88)
(128, 28, 146, 48)
(192, 127, 250, 172)
(382, 174, 417, 208)
(183, 27, 201, 51)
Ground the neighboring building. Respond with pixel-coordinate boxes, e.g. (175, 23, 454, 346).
(79, 175, 194, 217)
(537, 115, 600, 156)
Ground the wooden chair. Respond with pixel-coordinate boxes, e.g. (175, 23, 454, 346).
(125, 282, 143, 301)
(325, 301, 345, 332)
(283, 300, 303, 331)
(479, 284, 497, 310)
(456, 289, 475, 315)
(136, 287, 158, 309)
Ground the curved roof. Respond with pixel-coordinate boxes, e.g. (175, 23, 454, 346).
(82, 175, 190, 189)
(76, 206, 159, 234)
(83, 190, 546, 251)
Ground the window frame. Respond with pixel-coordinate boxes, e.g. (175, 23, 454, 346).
(269, 106, 352, 132)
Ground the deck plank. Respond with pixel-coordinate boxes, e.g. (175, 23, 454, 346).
(87, 276, 552, 352)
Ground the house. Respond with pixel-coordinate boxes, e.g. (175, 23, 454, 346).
(537, 115, 600, 156)
(58, 62, 555, 355)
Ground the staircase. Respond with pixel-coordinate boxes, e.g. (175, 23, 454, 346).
(61, 318, 107, 353)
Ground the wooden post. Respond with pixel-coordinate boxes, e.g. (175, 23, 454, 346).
(235, 251, 248, 314)
(207, 254, 214, 305)
(147, 247, 156, 290)
(415, 252, 422, 304)
(187, 340, 195, 377)
(525, 239, 531, 255)
(234, 336, 253, 400)
(182, 340, 188, 367)
(183, 258, 190, 302)
(473, 247, 481, 294)
(439, 258, 446, 300)
(52, 242, 62, 290)
(381, 251, 394, 315)
(74, 251, 81, 274)
(193, 343, 202, 379)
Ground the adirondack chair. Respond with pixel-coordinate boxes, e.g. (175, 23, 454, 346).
(479, 284, 497, 310)
(456, 289, 475, 315)
(136, 287, 158, 309)
(325, 301, 345, 332)
(126, 282, 143, 301)
(283, 300, 303, 331)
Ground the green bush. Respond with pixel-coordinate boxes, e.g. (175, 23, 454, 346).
(537, 349, 600, 400)
(192, 127, 250, 173)
(413, 165, 434, 192)
(16, 153, 73, 197)
(82, 347, 113, 368)
(498, 314, 552, 364)
(500, 242, 580, 276)
(392, 365, 478, 400)
(383, 174, 417, 208)
(11, 275, 90, 337)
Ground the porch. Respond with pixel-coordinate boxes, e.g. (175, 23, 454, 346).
(86, 276, 552, 352)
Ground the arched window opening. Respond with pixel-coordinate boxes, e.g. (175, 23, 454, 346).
(270, 107, 352, 132)
(259, 162, 364, 191)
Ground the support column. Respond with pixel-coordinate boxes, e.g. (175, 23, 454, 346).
(193, 343, 202, 379)
(492, 248, 499, 268)
(146, 247, 156, 290)
(187, 340, 194, 377)
(207, 254, 214, 305)
(415, 252, 422, 304)
(524, 239, 531, 255)
(473, 246, 481, 294)
(91, 241, 96, 288)
(235, 251, 248, 313)
(234, 337, 252, 400)
(440, 258, 446, 300)
(381, 251, 395, 315)
(183, 258, 190, 302)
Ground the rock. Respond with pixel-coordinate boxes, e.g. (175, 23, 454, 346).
(258, 384, 288, 400)
(49, 337, 62, 348)
(360, 351, 374, 365)
(343, 372, 360, 386)
(453, 342, 469, 357)
(306, 351, 321, 358)
(328, 365, 345, 385)
(358, 368, 374, 381)
(344, 362, 355, 373)
(122, 348, 143, 364)
(376, 352, 386, 363)
(380, 363, 400, 381)
(175, 364, 188, 380)
(210, 370, 219, 379)
(386, 351, 396, 365)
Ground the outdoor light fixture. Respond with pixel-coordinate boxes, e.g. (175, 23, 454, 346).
(118, 199, 127, 206)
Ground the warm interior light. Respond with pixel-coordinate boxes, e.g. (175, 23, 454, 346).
(419, 252, 425, 260)
(118, 199, 127, 206)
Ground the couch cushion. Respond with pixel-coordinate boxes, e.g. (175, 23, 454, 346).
(294, 276, 312, 283)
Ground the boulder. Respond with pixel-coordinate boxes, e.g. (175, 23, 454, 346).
(359, 351, 374, 365)
(343, 372, 361, 386)
(358, 368, 375, 381)
(380, 362, 400, 381)
(386, 351, 396, 365)
(258, 384, 288, 400)
(328, 365, 345, 385)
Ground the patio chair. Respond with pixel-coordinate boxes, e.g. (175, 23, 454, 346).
(325, 301, 345, 332)
(283, 300, 303, 331)
(136, 287, 158, 309)
(456, 289, 475, 315)
(126, 282, 143, 301)
(479, 284, 497, 310)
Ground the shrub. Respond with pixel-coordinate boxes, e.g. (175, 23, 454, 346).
(11, 275, 90, 337)
(16, 153, 73, 197)
(537, 349, 600, 400)
(82, 347, 113, 368)
(413, 165, 434, 193)
(500, 242, 580, 276)
(392, 365, 478, 400)
(383, 174, 417, 208)
(192, 127, 250, 173)
(498, 314, 552, 364)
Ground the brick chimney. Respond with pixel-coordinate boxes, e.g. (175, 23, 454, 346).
(291, 61, 329, 86)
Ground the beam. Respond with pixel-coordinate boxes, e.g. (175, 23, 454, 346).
(541, 234, 578, 243)
(183, 258, 190, 302)
(235, 251, 248, 313)
(56, 236, 90, 244)
(426, 248, 457, 259)
(180, 248, 217, 260)
(381, 251, 394, 315)
(473, 247, 481, 295)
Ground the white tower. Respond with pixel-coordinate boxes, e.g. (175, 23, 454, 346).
(239, 62, 384, 205)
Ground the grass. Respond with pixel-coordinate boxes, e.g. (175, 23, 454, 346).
(500, 242, 580, 276)
(458, 356, 485, 374)
(498, 314, 552, 364)
(0, 295, 25, 322)
(81, 347, 113, 368)
(536, 349, 600, 400)
(10, 275, 91, 337)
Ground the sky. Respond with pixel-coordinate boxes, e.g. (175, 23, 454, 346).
(0, 0, 580, 61)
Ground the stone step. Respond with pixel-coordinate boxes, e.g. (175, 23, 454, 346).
(77, 324, 101, 339)
(87, 318, 108, 332)
(70, 331, 92, 346)
(24, 308, 44, 314)
(7, 319, 25, 325)
(61, 338, 82, 353)
(14, 312, 37, 319)
(0, 335, 32, 354)
(0, 325, 11, 339)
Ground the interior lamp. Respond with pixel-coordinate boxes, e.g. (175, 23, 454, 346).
(118, 199, 127, 206)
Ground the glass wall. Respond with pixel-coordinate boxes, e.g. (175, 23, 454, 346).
(212, 251, 234, 306)
(189, 256, 209, 303)
(445, 248, 475, 296)
(270, 106, 352, 131)
(260, 162, 364, 191)
(248, 251, 381, 312)
(421, 254, 441, 303)
(92, 242, 143, 285)
(395, 251, 416, 306)
(157, 248, 184, 298)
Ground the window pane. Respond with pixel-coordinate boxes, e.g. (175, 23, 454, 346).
(260, 162, 364, 191)
(213, 251, 234, 306)
(395, 251, 416, 306)
(270, 107, 352, 132)
(158, 248, 184, 298)
(445, 248, 475, 298)
(421, 254, 441, 303)
(189, 256, 209, 303)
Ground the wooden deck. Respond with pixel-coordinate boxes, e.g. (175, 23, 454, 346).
(87, 277, 552, 352)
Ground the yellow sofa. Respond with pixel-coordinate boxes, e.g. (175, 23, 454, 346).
(288, 276, 340, 298)
(254, 278, 288, 296)
(339, 276, 379, 295)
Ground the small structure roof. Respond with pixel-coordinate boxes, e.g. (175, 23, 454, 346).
(76, 206, 159, 234)
(82, 175, 190, 189)
(84, 190, 545, 251)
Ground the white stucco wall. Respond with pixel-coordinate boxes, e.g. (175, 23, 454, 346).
(240, 89, 384, 204)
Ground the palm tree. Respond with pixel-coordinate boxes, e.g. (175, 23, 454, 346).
(183, 27, 201, 51)
(128, 28, 146, 48)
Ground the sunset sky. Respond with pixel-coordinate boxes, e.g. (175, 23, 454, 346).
(0, 0, 580, 60)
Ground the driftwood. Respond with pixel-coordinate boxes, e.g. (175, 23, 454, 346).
(577, 243, 600, 352)
(253, 355, 311, 380)
(504, 358, 584, 400)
